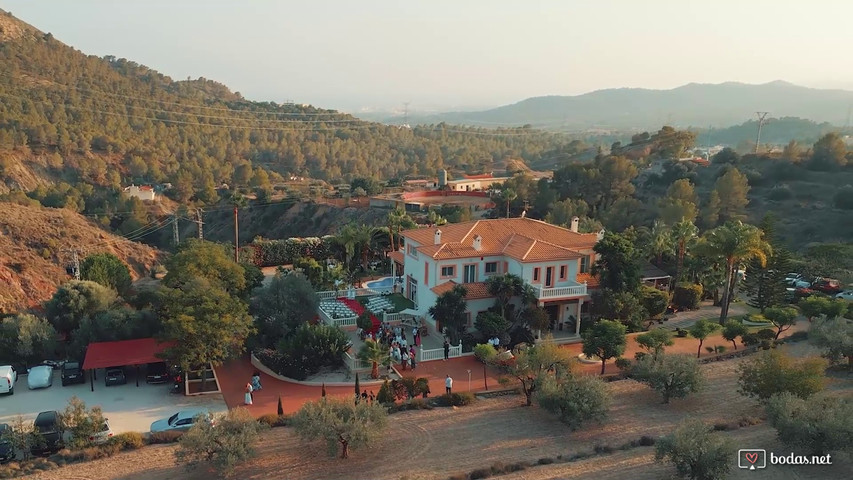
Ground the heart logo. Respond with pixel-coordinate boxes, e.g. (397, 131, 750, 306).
(745, 452, 759, 464)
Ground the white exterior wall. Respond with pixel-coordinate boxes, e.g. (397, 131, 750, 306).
(465, 298, 497, 330)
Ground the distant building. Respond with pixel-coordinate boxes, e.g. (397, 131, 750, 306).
(123, 185, 156, 201)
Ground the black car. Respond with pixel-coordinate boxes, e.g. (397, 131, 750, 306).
(104, 367, 127, 387)
(0, 423, 13, 463)
(145, 362, 169, 384)
(61, 361, 85, 386)
(32, 411, 63, 455)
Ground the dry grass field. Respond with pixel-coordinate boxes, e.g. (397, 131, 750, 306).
(21, 342, 851, 480)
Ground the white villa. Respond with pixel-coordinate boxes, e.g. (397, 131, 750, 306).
(122, 185, 156, 201)
(389, 217, 602, 337)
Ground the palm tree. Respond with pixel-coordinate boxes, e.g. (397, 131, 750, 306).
(699, 221, 770, 324)
(486, 273, 525, 317)
(497, 188, 517, 218)
(670, 219, 698, 283)
(336, 224, 382, 272)
(358, 340, 390, 379)
(646, 220, 674, 266)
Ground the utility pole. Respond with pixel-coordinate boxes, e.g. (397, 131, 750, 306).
(755, 112, 769, 154)
(195, 208, 204, 240)
(172, 214, 179, 246)
(234, 207, 239, 263)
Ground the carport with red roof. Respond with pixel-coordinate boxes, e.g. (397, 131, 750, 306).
(82, 338, 174, 391)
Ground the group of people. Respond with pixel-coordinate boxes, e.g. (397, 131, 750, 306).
(372, 322, 421, 371)
(244, 370, 262, 405)
(355, 390, 377, 404)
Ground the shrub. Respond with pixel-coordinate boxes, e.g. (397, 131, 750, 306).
(672, 284, 703, 310)
(593, 444, 614, 454)
(176, 407, 267, 475)
(434, 392, 476, 407)
(766, 392, 853, 455)
(113, 432, 145, 450)
(537, 457, 555, 465)
(655, 420, 733, 480)
(469, 467, 492, 479)
(61, 396, 108, 449)
(737, 350, 827, 403)
(614, 358, 632, 371)
(834, 184, 853, 209)
(273, 323, 352, 380)
(537, 376, 611, 430)
(257, 414, 290, 427)
(767, 185, 793, 201)
(639, 435, 656, 446)
(147, 430, 184, 444)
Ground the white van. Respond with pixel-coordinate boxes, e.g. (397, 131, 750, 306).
(0, 366, 17, 395)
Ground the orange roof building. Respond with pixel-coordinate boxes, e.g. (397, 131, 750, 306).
(395, 217, 602, 337)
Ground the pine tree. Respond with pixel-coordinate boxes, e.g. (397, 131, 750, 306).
(744, 215, 790, 312)
(277, 396, 284, 416)
(321, 383, 326, 398)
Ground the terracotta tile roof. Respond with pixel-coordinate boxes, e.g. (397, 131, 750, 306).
(402, 218, 598, 262)
(576, 273, 600, 288)
(388, 251, 404, 264)
(430, 281, 493, 300)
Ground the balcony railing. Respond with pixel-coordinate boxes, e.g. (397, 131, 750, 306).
(533, 283, 587, 299)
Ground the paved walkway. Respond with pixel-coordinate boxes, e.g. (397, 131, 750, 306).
(215, 354, 503, 416)
(215, 313, 802, 417)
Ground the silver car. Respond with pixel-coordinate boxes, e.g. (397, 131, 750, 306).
(27, 365, 54, 390)
(150, 409, 213, 433)
(89, 420, 114, 445)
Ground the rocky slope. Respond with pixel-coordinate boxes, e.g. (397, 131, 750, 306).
(0, 203, 161, 313)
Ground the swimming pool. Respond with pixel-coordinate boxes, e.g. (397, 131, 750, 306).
(366, 276, 395, 289)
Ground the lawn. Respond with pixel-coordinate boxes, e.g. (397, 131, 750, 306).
(28, 342, 851, 480)
(354, 293, 414, 313)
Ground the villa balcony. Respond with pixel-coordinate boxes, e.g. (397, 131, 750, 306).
(531, 282, 587, 300)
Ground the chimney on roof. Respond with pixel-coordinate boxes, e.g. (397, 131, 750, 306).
(434, 229, 442, 245)
(570, 216, 579, 233)
(472, 234, 482, 252)
(597, 229, 606, 241)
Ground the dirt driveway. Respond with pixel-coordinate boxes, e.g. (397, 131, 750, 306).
(22, 343, 851, 480)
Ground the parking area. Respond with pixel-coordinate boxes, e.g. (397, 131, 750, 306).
(0, 368, 226, 434)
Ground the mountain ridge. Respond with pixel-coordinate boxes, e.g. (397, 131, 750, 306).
(398, 81, 853, 130)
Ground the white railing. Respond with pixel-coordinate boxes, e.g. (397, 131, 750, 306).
(345, 352, 372, 371)
(383, 312, 416, 324)
(316, 286, 393, 299)
(331, 316, 358, 328)
(418, 344, 462, 362)
(317, 308, 357, 328)
(534, 283, 587, 299)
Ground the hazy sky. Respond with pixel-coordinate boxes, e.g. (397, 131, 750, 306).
(5, 0, 853, 112)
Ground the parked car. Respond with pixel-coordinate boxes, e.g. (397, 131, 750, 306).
(0, 366, 17, 395)
(27, 365, 53, 390)
(0, 423, 13, 463)
(836, 291, 853, 302)
(88, 419, 114, 445)
(784, 272, 803, 283)
(150, 409, 213, 434)
(104, 367, 127, 387)
(145, 362, 169, 384)
(31, 411, 63, 455)
(789, 277, 811, 288)
(812, 278, 843, 294)
(61, 361, 85, 386)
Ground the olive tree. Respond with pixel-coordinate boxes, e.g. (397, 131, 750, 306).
(737, 350, 826, 403)
(763, 306, 798, 340)
(582, 319, 627, 375)
(536, 375, 611, 430)
(766, 392, 853, 456)
(809, 317, 853, 369)
(687, 319, 720, 358)
(635, 328, 674, 360)
(492, 337, 573, 406)
(655, 420, 733, 480)
(632, 354, 703, 404)
(721, 319, 748, 351)
(176, 407, 266, 476)
(292, 397, 388, 459)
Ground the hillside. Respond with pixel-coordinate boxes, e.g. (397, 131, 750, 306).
(0, 203, 161, 313)
(423, 81, 853, 129)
